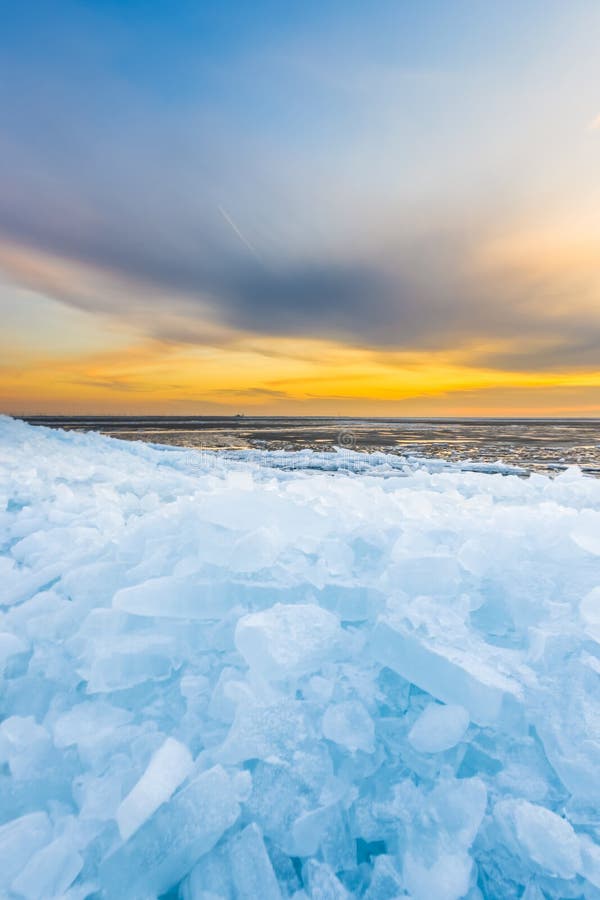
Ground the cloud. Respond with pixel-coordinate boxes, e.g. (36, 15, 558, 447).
(1, 4, 599, 381)
(2, 212, 600, 377)
(588, 114, 600, 131)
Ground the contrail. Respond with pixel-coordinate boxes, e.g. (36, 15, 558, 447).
(218, 204, 261, 260)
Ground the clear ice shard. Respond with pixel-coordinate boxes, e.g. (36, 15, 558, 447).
(100, 765, 240, 898)
(116, 736, 194, 840)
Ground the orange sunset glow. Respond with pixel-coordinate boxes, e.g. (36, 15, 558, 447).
(1, 2, 600, 417)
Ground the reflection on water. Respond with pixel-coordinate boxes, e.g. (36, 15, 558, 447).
(23, 416, 600, 476)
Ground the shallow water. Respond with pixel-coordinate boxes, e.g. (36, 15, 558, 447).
(23, 416, 600, 476)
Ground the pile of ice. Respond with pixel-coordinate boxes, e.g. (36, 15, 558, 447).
(0, 416, 599, 900)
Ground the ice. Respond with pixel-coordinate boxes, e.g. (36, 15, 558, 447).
(0, 715, 53, 779)
(181, 841, 232, 898)
(229, 823, 282, 900)
(113, 574, 230, 620)
(0, 812, 52, 890)
(1, 415, 600, 898)
(116, 736, 194, 840)
(219, 699, 315, 764)
(580, 585, 600, 640)
(322, 700, 375, 753)
(579, 833, 600, 888)
(0, 631, 27, 673)
(403, 849, 472, 900)
(304, 860, 350, 898)
(363, 854, 404, 899)
(234, 602, 344, 680)
(100, 765, 240, 898)
(494, 798, 582, 879)
(370, 612, 523, 727)
(11, 836, 83, 899)
(408, 702, 470, 753)
(571, 513, 600, 555)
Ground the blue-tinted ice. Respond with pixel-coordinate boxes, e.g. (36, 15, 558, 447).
(0, 416, 599, 899)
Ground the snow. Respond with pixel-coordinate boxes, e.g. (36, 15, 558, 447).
(0, 415, 600, 898)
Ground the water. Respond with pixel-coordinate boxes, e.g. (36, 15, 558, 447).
(22, 417, 600, 476)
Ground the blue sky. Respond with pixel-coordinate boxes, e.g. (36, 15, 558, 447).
(1, 1, 600, 413)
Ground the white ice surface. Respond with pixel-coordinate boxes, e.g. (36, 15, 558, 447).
(0, 416, 599, 898)
(116, 736, 194, 840)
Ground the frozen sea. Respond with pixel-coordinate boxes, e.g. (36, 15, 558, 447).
(1, 415, 600, 899)
(23, 416, 600, 477)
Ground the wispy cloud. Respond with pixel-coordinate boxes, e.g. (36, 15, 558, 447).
(217, 205, 262, 261)
(2, 0, 600, 410)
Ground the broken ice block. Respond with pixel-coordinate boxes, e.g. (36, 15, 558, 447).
(0, 812, 52, 890)
(495, 798, 582, 879)
(580, 586, 600, 640)
(408, 703, 469, 753)
(11, 836, 83, 900)
(403, 850, 472, 900)
(371, 614, 522, 726)
(0, 631, 27, 674)
(229, 823, 282, 900)
(99, 765, 240, 898)
(116, 736, 194, 840)
(219, 700, 314, 764)
(0, 714, 53, 779)
(303, 860, 349, 899)
(113, 575, 230, 619)
(322, 700, 375, 754)
(235, 602, 344, 680)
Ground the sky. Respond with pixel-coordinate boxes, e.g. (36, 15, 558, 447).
(1, 0, 600, 416)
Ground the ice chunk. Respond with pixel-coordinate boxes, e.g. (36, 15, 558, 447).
(230, 526, 283, 572)
(579, 833, 600, 888)
(408, 703, 469, 753)
(0, 631, 27, 673)
(580, 586, 600, 640)
(219, 700, 314, 764)
(364, 854, 404, 900)
(0, 561, 63, 608)
(181, 841, 231, 898)
(11, 836, 83, 900)
(322, 700, 375, 753)
(80, 632, 179, 693)
(571, 514, 600, 555)
(100, 765, 240, 898)
(495, 798, 582, 879)
(403, 850, 472, 900)
(303, 860, 349, 899)
(235, 603, 344, 680)
(52, 701, 134, 768)
(229, 823, 282, 900)
(208, 667, 252, 723)
(0, 715, 53, 779)
(371, 614, 522, 726)
(0, 812, 52, 890)
(391, 554, 463, 597)
(116, 736, 194, 840)
(291, 803, 339, 857)
(113, 575, 236, 620)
